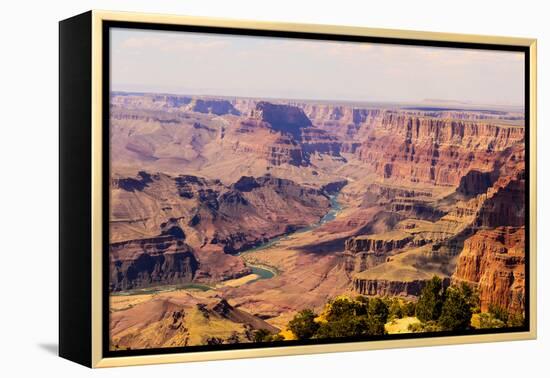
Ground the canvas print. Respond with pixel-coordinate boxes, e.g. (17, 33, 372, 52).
(108, 27, 527, 352)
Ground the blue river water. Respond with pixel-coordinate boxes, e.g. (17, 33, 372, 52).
(238, 194, 342, 255)
(115, 194, 342, 295)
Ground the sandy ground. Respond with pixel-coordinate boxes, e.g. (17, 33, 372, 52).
(385, 317, 421, 334)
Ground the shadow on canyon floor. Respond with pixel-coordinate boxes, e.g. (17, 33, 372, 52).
(296, 236, 348, 254)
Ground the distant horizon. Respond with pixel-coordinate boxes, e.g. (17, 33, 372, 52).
(111, 28, 525, 107)
(111, 89, 524, 111)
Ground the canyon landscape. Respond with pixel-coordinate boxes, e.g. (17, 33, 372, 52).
(108, 92, 527, 350)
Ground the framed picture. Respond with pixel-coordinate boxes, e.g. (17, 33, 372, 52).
(59, 10, 537, 368)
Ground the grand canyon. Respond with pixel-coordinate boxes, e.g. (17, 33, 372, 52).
(108, 92, 526, 350)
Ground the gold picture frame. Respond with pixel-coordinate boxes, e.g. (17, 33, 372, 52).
(59, 10, 537, 368)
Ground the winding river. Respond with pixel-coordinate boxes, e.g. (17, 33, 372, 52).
(237, 194, 343, 280)
(114, 194, 343, 296)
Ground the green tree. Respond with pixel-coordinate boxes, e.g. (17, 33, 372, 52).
(416, 276, 445, 322)
(368, 297, 389, 323)
(439, 285, 473, 331)
(507, 312, 525, 327)
(402, 301, 416, 317)
(315, 316, 368, 338)
(270, 334, 285, 341)
(355, 295, 369, 305)
(365, 315, 387, 335)
(388, 299, 403, 320)
(315, 297, 370, 338)
(459, 282, 480, 312)
(408, 320, 442, 333)
(488, 304, 525, 327)
(327, 298, 368, 321)
(488, 304, 509, 323)
(477, 313, 506, 329)
(253, 329, 272, 343)
(288, 309, 319, 339)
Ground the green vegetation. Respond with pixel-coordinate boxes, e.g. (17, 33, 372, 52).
(255, 276, 526, 343)
(253, 329, 284, 342)
(402, 301, 416, 317)
(288, 309, 320, 339)
(477, 313, 506, 329)
(286, 295, 417, 340)
(438, 284, 473, 331)
(415, 276, 444, 322)
(409, 276, 475, 332)
(407, 320, 442, 333)
(487, 304, 525, 328)
(409, 276, 525, 333)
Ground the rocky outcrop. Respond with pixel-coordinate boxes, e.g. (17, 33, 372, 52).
(388, 201, 445, 221)
(361, 183, 433, 207)
(110, 295, 278, 350)
(112, 171, 155, 192)
(456, 170, 496, 197)
(111, 171, 330, 257)
(345, 232, 413, 254)
(352, 277, 450, 297)
(109, 235, 199, 291)
(474, 173, 525, 228)
(321, 180, 349, 194)
(300, 127, 343, 157)
(343, 231, 413, 273)
(211, 299, 279, 333)
(190, 99, 240, 115)
(452, 227, 525, 314)
(108, 92, 526, 315)
(252, 101, 312, 140)
(244, 102, 348, 165)
(233, 119, 309, 166)
(355, 112, 524, 186)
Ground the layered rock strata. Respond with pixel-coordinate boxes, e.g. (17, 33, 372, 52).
(453, 227, 525, 314)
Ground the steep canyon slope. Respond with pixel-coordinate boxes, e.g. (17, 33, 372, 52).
(108, 93, 526, 348)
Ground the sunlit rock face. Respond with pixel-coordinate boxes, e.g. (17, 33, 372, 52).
(108, 93, 526, 348)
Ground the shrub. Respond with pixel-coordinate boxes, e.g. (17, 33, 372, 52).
(488, 304, 509, 323)
(477, 313, 506, 329)
(407, 320, 442, 333)
(365, 315, 387, 335)
(507, 312, 525, 327)
(388, 299, 404, 320)
(315, 316, 368, 338)
(269, 334, 285, 342)
(488, 304, 525, 327)
(416, 276, 444, 322)
(253, 329, 271, 343)
(402, 301, 416, 317)
(460, 282, 480, 313)
(327, 297, 368, 321)
(368, 297, 389, 323)
(288, 309, 319, 339)
(439, 285, 473, 331)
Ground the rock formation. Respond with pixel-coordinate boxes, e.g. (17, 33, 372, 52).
(453, 227, 525, 314)
(107, 92, 527, 347)
(109, 234, 198, 291)
(353, 277, 451, 297)
(343, 231, 413, 273)
(109, 170, 331, 290)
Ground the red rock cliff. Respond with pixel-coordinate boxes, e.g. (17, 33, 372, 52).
(453, 226, 525, 314)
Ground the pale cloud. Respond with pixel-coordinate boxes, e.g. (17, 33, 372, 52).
(110, 28, 524, 106)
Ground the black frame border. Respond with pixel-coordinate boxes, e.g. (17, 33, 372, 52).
(101, 20, 531, 359)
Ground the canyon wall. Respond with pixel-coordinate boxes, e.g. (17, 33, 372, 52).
(109, 93, 526, 316)
(453, 227, 525, 314)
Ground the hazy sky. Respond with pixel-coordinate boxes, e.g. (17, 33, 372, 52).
(111, 28, 525, 106)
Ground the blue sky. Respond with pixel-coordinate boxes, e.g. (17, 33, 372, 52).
(111, 28, 525, 106)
